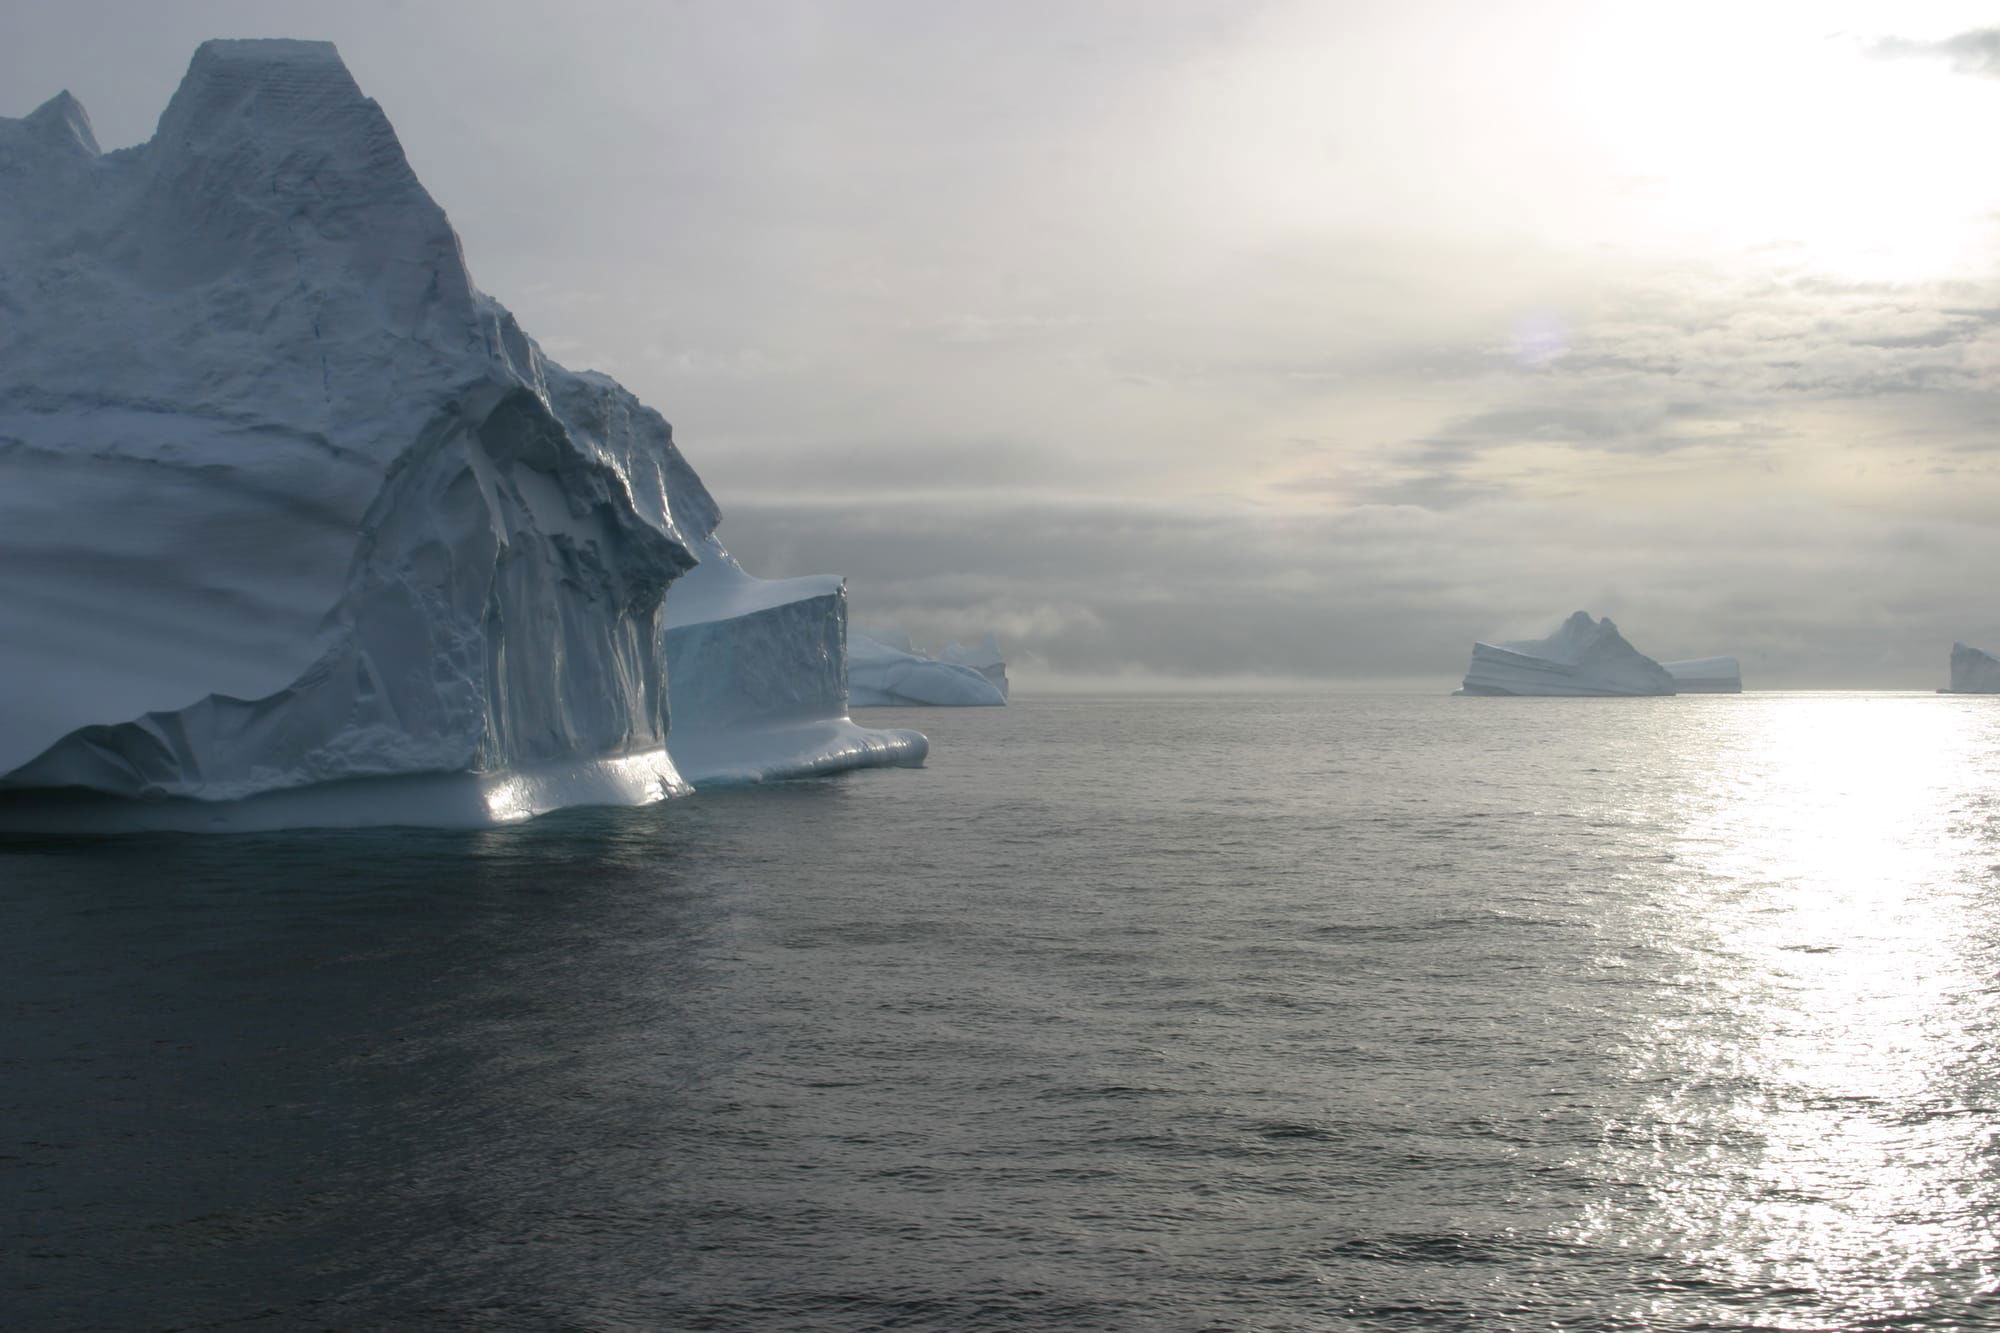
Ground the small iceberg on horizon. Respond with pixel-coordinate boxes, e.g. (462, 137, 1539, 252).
(1662, 656, 1743, 693)
(1458, 612, 1677, 697)
(1940, 642, 2000, 694)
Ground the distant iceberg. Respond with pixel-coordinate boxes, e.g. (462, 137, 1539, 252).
(1459, 612, 1677, 697)
(1942, 642, 2000, 694)
(849, 631, 1007, 707)
(940, 634, 1010, 700)
(1662, 657, 1742, 693)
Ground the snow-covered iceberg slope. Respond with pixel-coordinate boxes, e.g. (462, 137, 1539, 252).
(1458, 612, 1677, 697)
(1662, 657, 1743, 693)
(0, 39, 914, 829)
(1942, 642, 2000, 694)
(940, 634, 1010, 700)
(849, 631, 1007, 707)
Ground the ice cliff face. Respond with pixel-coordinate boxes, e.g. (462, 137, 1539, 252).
(0, 39, 917, 828)
(1946, 643, 2000, 694)
(1662, 657, 1742, 693)
(662, 561, 927, 782)
(849, 631, 1008, 707)
(1459, 612, 1677, 697)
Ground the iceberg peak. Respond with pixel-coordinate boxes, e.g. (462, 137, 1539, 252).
(1459, 611, 1676, 697)
(19, 90, 98, 157)
(1945, 642, 2000, 694)
(154, 40, 371, 149)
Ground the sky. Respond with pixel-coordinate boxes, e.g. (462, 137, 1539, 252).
(8, 0, 2000, 688)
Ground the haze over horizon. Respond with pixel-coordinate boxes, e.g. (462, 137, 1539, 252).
(10, 0, 2000, 689)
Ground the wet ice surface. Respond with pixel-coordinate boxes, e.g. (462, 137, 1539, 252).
(5, 693, 2000, 1330)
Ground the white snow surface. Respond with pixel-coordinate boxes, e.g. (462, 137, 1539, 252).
(1459, 612, 1678, 697)
(0, 40, 920, 826)
(1661, 657, 1743, 693)
(1946, 643, 2000, 694)
(849, 631, 1007, 707)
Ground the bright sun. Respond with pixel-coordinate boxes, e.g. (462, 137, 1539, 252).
(1567, 8, 2000, 284)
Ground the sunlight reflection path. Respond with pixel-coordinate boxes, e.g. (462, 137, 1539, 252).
(1570, 696, 2000, 1327)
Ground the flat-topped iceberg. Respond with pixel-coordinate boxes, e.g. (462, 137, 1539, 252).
(849, 630, 1007, 707)
(0, 39, 920, 830)
(1662, 657, 1743, 693)
(661, 546, 925, 782)
(1943, 642, 2000, 694)
(1459, 612, 1677, 697)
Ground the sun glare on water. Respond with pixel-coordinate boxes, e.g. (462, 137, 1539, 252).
(1574, 696, 2000, 1324)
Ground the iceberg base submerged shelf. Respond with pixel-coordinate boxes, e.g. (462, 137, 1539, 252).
(659, 546, 932, 785)
(0, 749, 690, 834)
(666, 719, 927, 788)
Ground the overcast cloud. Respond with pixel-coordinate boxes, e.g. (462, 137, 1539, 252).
(8, 0, 2000, 687)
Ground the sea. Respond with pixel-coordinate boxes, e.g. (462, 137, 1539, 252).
(4, 692, 1999, 1332)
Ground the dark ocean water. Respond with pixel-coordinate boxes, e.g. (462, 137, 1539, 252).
(5, 693, 2000, 1332)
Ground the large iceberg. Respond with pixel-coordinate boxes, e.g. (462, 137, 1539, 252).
(939, 634, 1010, 700)
(0, 39, 918, 830)
(1662, 657, 1743, 693)
(1942, 642, 2000, 694)
(849, 630, 1007, 707)
(1458, 612, 1677, 697)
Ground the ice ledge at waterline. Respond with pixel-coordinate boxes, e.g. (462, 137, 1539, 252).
(0, 39, 922, 830)
(662, 546, 927, 785)
(0, 751, 690, 835)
